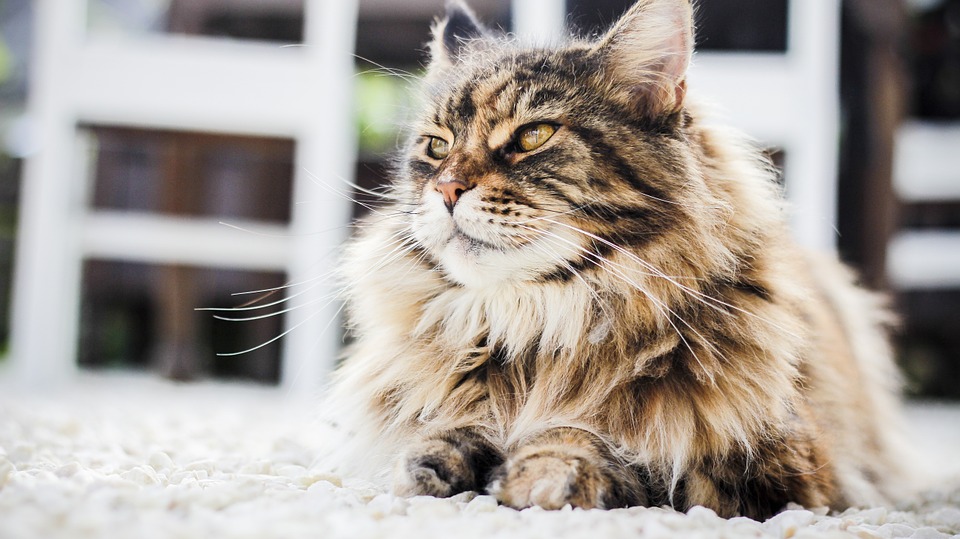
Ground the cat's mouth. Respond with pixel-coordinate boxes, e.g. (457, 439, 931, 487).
(450, 225, 504, 252)
(415, 194, 588, 285)
(447, 205, 548, 252)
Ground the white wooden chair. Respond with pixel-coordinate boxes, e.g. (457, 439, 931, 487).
(9, 0, 358, 393)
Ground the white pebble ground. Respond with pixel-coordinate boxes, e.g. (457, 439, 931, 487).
(1, 372, 958, 539)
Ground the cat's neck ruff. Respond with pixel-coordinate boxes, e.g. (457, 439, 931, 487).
(416, 271, 600, 358)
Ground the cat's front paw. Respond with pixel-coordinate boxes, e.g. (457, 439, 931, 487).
(393, 430, 502, 498)
(489, 448, 609, 510)
(488, 429, 646, 510)
(394, 438, 469, 497)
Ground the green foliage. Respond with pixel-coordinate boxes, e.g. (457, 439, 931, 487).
(0, 31, 11, 85)
(355, 68, 418, 157)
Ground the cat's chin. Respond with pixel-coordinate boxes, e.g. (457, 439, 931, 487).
(434, 225, 583, 289)
(433, 229, 515, 287)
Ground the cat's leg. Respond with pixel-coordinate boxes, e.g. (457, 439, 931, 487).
(394, 428, 503, 498)
(489, 428, 646, 510)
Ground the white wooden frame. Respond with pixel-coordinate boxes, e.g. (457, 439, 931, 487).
(9, 0, 358, 393)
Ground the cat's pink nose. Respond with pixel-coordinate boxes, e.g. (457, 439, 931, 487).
(436, 178, 472, 214)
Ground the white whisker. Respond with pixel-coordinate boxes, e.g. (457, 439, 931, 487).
(353, 54, 419, 83)
(216, 306, 327, 357)
(212, 292, 339, 322)
(197, 280, 326, 313)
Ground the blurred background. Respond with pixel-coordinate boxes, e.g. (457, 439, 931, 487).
(0, 0, 957, 398)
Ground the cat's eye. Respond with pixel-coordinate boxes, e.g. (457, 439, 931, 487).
(516, 124, 557, 152)
(427, 137, 450, 159)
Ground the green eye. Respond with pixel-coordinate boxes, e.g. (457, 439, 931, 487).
(427, 137, 450, 159)
(517, 124, 556, 152)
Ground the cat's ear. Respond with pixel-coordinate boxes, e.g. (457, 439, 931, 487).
(428, 1, 489, 69)
(594, 0, 694, 118)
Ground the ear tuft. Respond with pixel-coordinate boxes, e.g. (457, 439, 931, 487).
(429, 1, 489, 68)
(596, 0, 694, 118)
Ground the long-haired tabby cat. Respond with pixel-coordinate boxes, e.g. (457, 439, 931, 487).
(324, 0, 909, 520)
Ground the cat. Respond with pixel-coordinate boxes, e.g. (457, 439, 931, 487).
(323, 0, 909, 520)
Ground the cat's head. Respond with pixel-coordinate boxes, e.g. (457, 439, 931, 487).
(400, 0, 724, 289)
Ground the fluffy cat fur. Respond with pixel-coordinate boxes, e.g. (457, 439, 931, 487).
(323, 0, 909, 520)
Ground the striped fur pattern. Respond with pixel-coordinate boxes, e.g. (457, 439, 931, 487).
(324, 0, 909, 520)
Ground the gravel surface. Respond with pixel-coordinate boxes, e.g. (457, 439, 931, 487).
(1, 373, 958, 539)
